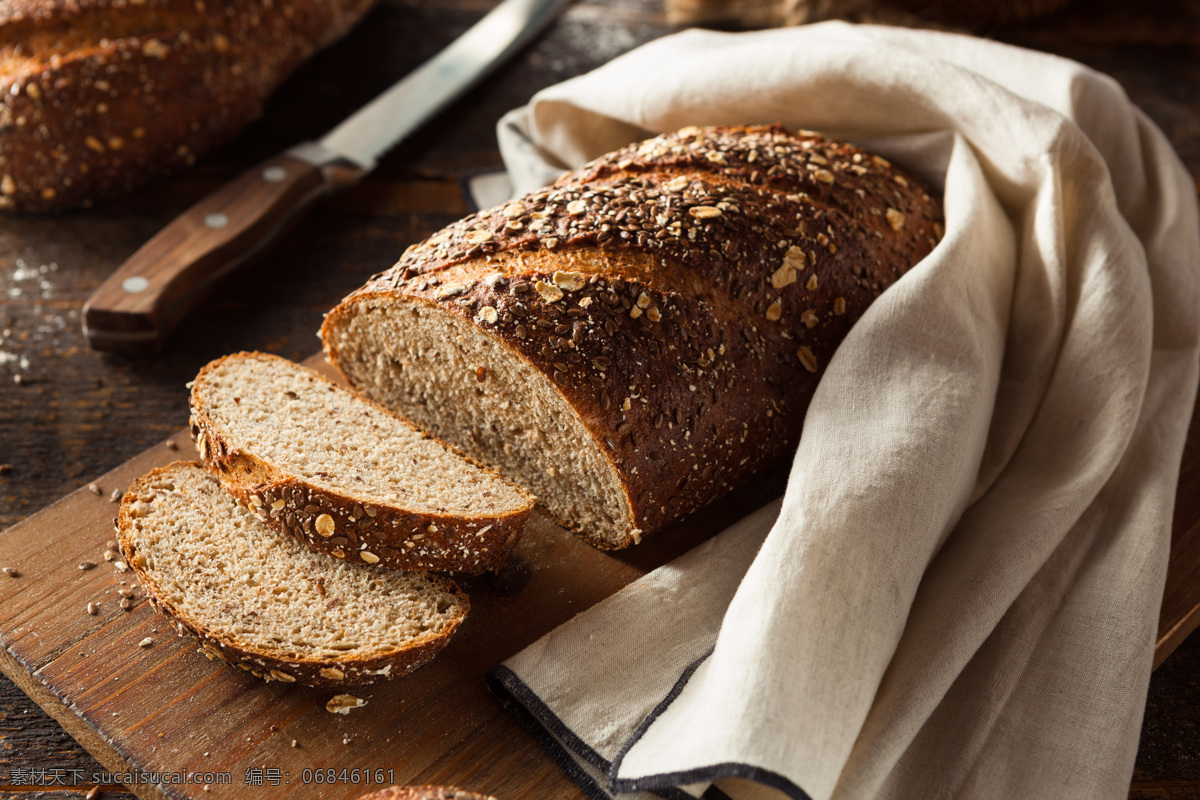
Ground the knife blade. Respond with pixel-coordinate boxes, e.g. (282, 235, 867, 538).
(82, 0, 571, 356)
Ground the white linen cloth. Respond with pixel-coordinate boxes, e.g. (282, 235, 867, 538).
(485, 22, 1200, 800)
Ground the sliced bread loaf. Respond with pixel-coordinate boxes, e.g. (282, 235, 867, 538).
(117, 461, 469, 687)
(188, 352, 535, 574)
(322, 125, 944, 550)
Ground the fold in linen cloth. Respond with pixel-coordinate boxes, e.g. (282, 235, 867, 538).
(486, 23, 1200, 800)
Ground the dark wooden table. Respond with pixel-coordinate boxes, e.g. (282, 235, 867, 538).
(1, 0, 1198, 797)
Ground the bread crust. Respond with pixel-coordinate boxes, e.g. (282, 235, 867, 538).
(356, 788, 497, 800)
(189, 352, 536, 575)
(323, 125, 945, 549)
(0, 0, 375, 212)
(117, 462, 469, 688)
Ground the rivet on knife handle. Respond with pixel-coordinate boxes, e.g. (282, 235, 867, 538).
(82, 153, 352, 356)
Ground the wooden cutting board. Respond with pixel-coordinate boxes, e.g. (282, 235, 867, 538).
(0, 359, 791, 800)
(1, 357, 1199, 800)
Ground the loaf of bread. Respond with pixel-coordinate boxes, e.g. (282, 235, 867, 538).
(117, 461, 469, 687)
(0, 0, 375, 212)
(189, 352, 535, 574)
(356, 788, 497, 800)
(321, 125, 944, 550)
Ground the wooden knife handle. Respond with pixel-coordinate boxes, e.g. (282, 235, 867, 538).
(83, 153, 341, 356)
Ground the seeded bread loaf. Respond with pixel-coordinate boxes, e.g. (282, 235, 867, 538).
(189, 352, 536, 574)
(356, 788, 497, 800)
(322, 125, 944, 550)
(0, 0, 375, 212)
(117, 461, 469, 687)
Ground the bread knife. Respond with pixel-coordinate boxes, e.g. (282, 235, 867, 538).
(82, 0, 571, 356)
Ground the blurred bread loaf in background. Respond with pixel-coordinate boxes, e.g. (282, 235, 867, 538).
(665, 0, 1073, 28)
(0, 0, 376, 213)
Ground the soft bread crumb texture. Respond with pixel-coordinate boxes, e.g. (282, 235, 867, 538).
(192, 352, 531, 517)
(325, 299, 632, 547)
(121, 462, 466, 666)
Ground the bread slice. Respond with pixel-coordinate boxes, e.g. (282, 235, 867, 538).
(188, 352, 535, 574)
(117, 461, 469, 687)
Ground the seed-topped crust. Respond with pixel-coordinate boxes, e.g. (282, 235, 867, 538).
(324, 125, 944, 549)
(0, 0, 376, 212)
(355, 788, 497, 800)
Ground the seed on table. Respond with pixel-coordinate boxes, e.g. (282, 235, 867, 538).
(326, 694, 366, 715)
(88, 483, 102, 496)
(79, 561, 96, 571)
(86, 602, 98, 615)
(109, 489, 121, 502)
(2, 567, 18, 578)
(120, 598, 134, 611)
(138, 637, 153, 648)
